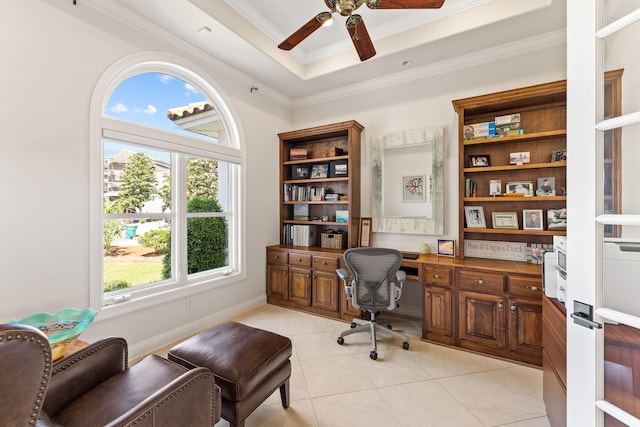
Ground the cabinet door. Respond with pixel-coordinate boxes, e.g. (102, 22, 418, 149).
(508, 296, 543, 364)
(312, 269, 339, 312)
(458, 290, 506, 351)
(423, 284, 454, 344)
(267, 264, 288, 300)
(289, 267, 312, 306)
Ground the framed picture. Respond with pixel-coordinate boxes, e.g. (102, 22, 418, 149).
(402, 175, 426, 202)
(468, 154, 491, 167)
(548, 208, 567, 231)
(437, 239, 455, 257)
(492, 212, 519, 229)
(464, 206, 487, 228)
(509, 151, 531, 165)
(506, 181, 534, 196)
(291, 165, 310, 179)
(358, 217, 372, 247)
(310, 164, 329, 178)
(551, 149, 567, 162)
(536, 177, 556, 196)
(523, 209, 544, 230)
(289, 147, 307, 160)
(329, 160, 348, 178)
(489, 179, 502, 196)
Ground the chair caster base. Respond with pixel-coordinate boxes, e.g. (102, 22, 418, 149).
(403, 341, 410, 350)
(370, 351, 377, 360)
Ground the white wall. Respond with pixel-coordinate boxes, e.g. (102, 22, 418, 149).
(1, 0, 567, 353)
(0, 0, 288, 357)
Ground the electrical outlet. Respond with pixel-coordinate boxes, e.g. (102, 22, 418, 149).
(186, 298, 193, 311)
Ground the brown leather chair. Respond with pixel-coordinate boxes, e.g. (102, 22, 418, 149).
(1, 323, 221, 426)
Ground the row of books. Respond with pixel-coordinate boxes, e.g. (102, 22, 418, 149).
(464, 178, 477, 197)
(283, 184, 328, 202)
(283, 224, 317, 246)
(464, 113, 523, 140)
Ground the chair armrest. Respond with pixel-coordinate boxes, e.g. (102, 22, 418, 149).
(43, 337, 128, 418)
(107, 367, 220, 427)
(396, 270, 406, 284)
(336, 268, 348, 282)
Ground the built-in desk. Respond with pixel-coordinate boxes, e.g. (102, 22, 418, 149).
(401, 253, 544, 365)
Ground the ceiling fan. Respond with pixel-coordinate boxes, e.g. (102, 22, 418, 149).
(278, 0, 445, 62)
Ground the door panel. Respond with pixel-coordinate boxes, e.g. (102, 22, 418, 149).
(289, 267, 311, 306)
(312, 270, 339, 312)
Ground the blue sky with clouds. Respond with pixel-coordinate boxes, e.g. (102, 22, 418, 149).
(104, 72, 208, 160)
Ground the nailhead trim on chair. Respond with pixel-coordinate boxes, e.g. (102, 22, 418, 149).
(51, 337, 128, 374)
(125, 372, 218, 426)
(0, 328, 52, 426)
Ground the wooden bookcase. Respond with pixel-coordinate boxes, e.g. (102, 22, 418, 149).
(278, 120, 362, 249)
(452, 81, 568, 258)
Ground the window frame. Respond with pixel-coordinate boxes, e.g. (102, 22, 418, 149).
(90, 52, 245, 319)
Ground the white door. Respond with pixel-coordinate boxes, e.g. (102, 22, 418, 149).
(567, 1, 640, 426)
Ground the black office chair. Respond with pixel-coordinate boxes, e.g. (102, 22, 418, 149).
(336, 247, 409, 360)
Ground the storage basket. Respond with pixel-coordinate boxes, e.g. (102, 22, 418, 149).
(321, 231, 345, 249)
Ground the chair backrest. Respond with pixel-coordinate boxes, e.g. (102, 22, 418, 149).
(343, 247, 403, 312)
(0, 323, 52, 426)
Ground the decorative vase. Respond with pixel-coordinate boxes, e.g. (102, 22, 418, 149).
(420, 243, 430, 254)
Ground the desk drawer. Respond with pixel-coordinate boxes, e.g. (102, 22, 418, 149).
(423, 266, 452, 285)
(289, 253, 312, 267)
(458, 269, 505, 293)
(313, 256, 339, 270)
(509, 275, 543, 298)
(267, 249, 288, 265)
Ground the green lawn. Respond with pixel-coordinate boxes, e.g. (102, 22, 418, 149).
(103, 262, 164, 286)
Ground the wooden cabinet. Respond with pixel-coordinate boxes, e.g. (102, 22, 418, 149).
(543, 294, 567, 427)
(458, 290, 506, 353)
(422, 265, 454, 344)
(266, 246, 353, 320)
(278, 121, 362, 248)
(452, 81, 568, 258)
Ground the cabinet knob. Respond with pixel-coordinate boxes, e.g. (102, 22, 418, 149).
(425, 290, 431, 297)
(511, 302, 517, 313)
(275, 255, 279, 259)
(526, 285, 540, 292)
(298, 258, 302, 262)
(433, 274, 442, 279)
(475, 279, 487, 285)
(497, 299, 503, 311)
(322, 261, 327, 265)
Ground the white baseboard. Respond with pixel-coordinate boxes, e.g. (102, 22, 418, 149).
(128, 295, 266, 360)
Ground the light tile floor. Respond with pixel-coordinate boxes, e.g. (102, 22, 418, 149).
(156, 304, 551, 427)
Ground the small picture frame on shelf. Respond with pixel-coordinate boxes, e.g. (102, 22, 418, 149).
(289, 147, 308, 160)
(336, 210, 349, 223)
(291, 165, 310, 180)
(509, 151, 531, 165)
(492, 212, 519, 229)
(489, 179, 502, 196)
(437, 239, 455, 257)
(464, 206, 487, 228)
(523, 209, 544, 230)
(310, 164, 329, 179)
(536, 177, 556, 196)
(551, 149, 567, 162)
(329, 160, 348, 178)
(358, 217, 372, 247)
(506, 181, 534, 196)
(547, 208, 567, 231)
(468, 154, 491, 167)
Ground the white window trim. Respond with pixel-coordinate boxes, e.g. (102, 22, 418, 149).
(89, 52, 246, 320)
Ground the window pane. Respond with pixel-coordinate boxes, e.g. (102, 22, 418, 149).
(105, 72, 227, 145)
(187, 217, 229, 274)
(103, 219, 170, 292)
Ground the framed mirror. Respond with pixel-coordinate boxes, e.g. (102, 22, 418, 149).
(372, 127, 444, 234)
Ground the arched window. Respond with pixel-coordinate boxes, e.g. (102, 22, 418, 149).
(90, 53, 243, 312)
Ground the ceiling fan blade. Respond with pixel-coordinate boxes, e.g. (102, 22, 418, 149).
(346, 15, 376, 61)
(367, 0, 445, 9)
(278, 12, 332, 51)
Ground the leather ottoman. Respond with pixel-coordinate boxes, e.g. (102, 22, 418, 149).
(168, 321, 292, 427)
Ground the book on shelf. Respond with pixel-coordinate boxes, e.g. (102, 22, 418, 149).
(464, 179, 476, 197)
(283, 224, 317, 246)
(283, 185, 326, 202)
(324, 193, 340, 201)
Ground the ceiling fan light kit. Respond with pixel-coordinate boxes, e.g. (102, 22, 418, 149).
(278, 0, 446, 61)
